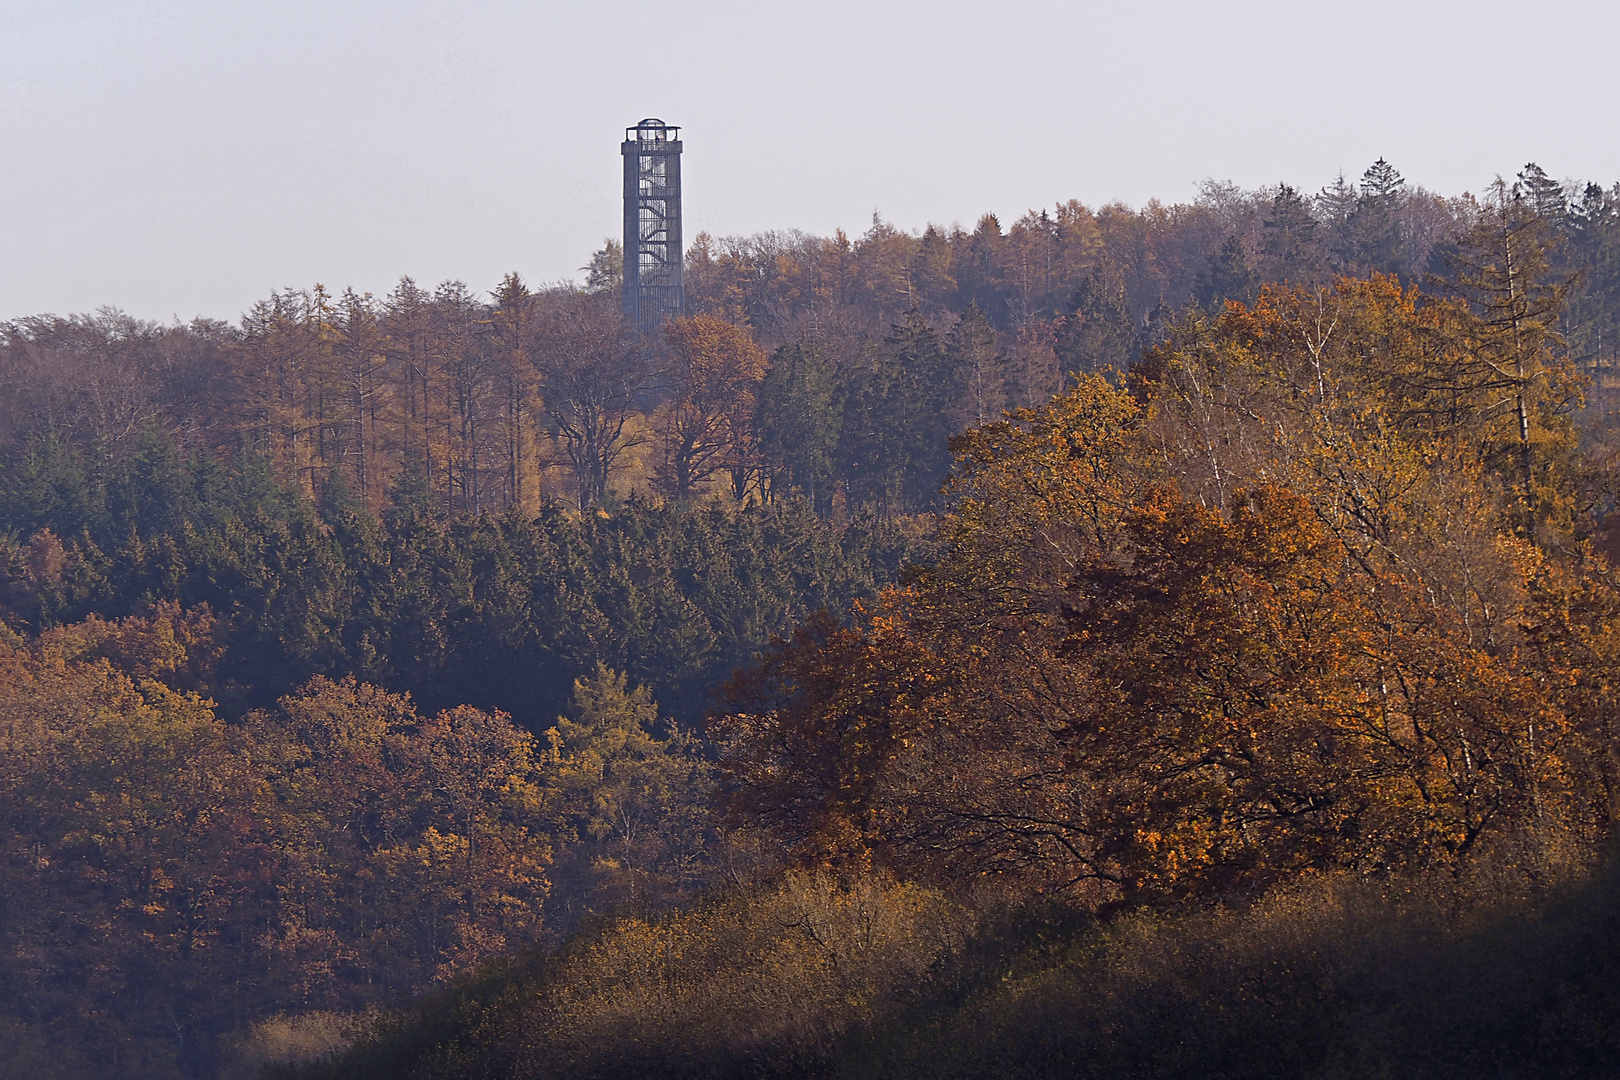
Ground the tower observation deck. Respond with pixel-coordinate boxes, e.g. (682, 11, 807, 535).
(621, 119, 684, 333)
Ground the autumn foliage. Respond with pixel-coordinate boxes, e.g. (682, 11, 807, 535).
(715, 268, 1614, 904)
(0, 605, 723, 1077)
(0, 614, 551, 1071)
(11, 172, 1620, 1077)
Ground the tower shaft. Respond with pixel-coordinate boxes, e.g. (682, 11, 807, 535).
(621, 119, 684, 333)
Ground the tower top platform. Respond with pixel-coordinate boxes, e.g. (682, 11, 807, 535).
(625, 120, 681, 143)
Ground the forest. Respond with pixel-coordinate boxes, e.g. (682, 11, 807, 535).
(6, 160, 1620, 1078)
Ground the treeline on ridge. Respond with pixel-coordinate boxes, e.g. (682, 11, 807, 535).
(7, 159, 1619, 529)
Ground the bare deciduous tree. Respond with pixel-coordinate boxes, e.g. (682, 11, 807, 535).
(533, 292, 654, 508)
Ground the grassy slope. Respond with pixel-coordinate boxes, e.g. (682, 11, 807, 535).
(275, 858, 1620, 1080)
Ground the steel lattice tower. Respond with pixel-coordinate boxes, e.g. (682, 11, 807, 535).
(621, 118, 684, 333)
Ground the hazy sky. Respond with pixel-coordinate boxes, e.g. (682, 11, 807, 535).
(4, 0, 1618, 323)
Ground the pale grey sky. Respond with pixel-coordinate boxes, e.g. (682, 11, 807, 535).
(3, 0, 1617, 322)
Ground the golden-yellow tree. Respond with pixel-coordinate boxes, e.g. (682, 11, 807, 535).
(654, 315, 768, 501)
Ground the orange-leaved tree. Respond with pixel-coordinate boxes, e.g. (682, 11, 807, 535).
(714, 275, 1606, 903)
(0, 610, 555, 1075)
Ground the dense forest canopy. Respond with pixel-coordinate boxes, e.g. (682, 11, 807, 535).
(5, 160, 1619, 727)
(8, 160, 1620, 1078)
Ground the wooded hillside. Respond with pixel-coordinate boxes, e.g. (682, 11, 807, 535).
(7, 162, 1620, 1078)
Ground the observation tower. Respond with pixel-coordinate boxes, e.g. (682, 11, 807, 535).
(621, 119, 684, 333)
